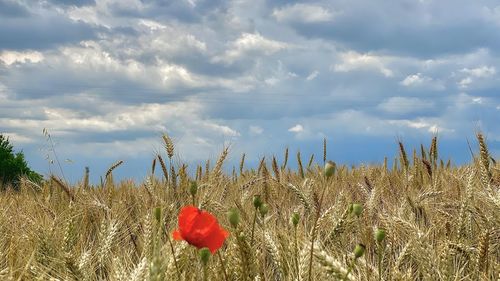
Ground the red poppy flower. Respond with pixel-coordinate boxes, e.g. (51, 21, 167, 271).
(172, 205, 229, 253)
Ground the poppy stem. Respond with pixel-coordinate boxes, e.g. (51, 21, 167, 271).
(202, 264, 208, 281)
(294, 226, 299, 277)
(261, 219, 267, 280)
(377, 242, 385, 281)
(344, 258, 356, 280)
(165, 229, 182, 281)
(308, 173, 329, 281)
(217, 250, 229, 281)
(251, 208, 257, 244)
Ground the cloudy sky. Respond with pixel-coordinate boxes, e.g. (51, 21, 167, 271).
(1, 0, 499, 183)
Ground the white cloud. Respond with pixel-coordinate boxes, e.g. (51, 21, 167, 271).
(388, 119, 454, 134)
(55, 42, 252, 92)
(0, 102, 196, 133)
(472, 97, 483, 104)
(186, 0, 197, 8)
(249, 125, 263, 135)
(378, 97, 434, 114)
(203, 122, 240, 137)
(264, 77, 279, 85)
(159, 63, 198, 87)
(400, 73, 428, 86)
(68, 0, 144, 27)
(273, 4, 335, 23)
(399, 73, 445, 90)
(62, 137, 157, 158)
(458, 77, 473, 88)
(482, 5, 500, 25)
(213, 33, 289, 64)
(306, 70, 319, 81)
(0, 83, 8, 99)
(1, 132, 33, 144)
(0, 94, 243, 161)
(67, 4, 110, 27)
(404, 120, 428, 129)
(461, 66, 496, 78)
(147, 28, 207, 54)
(139, 19, 167, 31)
(453, 92, 495, 108)
(332, 51, 393, 77)
(0, 50, 44, 65)
(63, 45, 190, 87)
(458, 66, 496, 88)
(288, 124, 304, 133)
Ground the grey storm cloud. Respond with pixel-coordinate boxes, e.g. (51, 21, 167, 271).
(0, 0, 30, 17)
(105, 0, 229, 23)
(1, 0, 499, 182)
(49, 0, 95, 7)
(0, 11, 98, 50)
(277, 0, 500, 57)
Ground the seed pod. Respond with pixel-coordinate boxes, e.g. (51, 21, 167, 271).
(350, 203, 363, 217)
(253, 195, 263, 209)
(354, 244, 366, 258)
(228, 208, 240, 228)
(291, 212, 300, 227)
(259, 204, 269, 217)
(324, 161, 336, 178)
(375, 228, 386, 243)
(199, 247, 211, 264)
(189, 181, 198, 197)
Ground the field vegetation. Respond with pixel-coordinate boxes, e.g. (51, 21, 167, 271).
(0, 133, 498, 280)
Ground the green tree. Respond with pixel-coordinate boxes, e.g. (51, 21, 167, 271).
(0, 134, 42, 189)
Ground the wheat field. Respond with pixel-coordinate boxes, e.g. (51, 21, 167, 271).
(0, 134, 499, 280)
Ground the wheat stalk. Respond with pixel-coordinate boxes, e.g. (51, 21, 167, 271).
(83, 166, 89, 189)
(157, 155, 169, 182)
(240, 153, 246, 176)
(50, 175, 75, 201)
(297, 151, 305, 179)
(162, 133, 175, 159)
(477, 133, 492, 189)
(105, 160, 124, 187)
(213, 147, 229, 184)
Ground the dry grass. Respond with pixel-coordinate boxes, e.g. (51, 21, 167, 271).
(0, 135, 499, 280)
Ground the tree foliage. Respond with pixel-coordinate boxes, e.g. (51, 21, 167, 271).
(0, 134, 42, 189)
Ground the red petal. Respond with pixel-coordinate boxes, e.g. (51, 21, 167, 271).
(178, 205, 199, 235)
(203, 226, 229, 253)
(172, 230, 183, 241)
(189, 210, 217, 238)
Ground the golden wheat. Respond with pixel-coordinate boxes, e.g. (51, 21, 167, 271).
(0, 137, 498, 280)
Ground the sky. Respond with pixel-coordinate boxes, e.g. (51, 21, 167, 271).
(1, 0, 499, 184)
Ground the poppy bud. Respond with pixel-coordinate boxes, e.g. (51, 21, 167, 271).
(154, 207, 161, 223)
(350, 203, 363, 217)
(259, 203, 269, 217)
(253, 195, 263, 209)
(228, 208, 240, 228)
(190, 181, 198, 197)
(375, 228, 386, 243)
(354, 244, 366, 258)
(199, 247, 211, 265)
(324, 161, 336, 178)
(291, 212, 300, 227)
